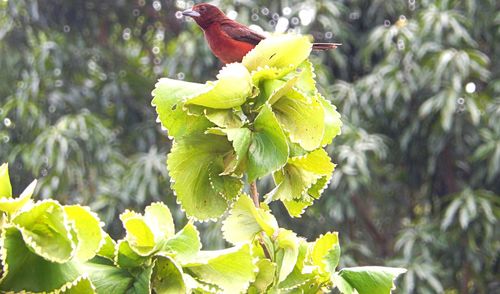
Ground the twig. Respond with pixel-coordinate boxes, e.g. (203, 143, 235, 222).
(249, 181, 272, 259)
(250, 181, 260, 207)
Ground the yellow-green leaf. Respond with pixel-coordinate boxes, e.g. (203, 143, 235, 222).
(185, 63, 253, 109)
(152, 78, 212, 139)
(0, 163, 12, 198)
(273, 91, 325, 151)
(311, 232, 340, 274)
(222, 194, 279, 244)
(64, 205, 104, 262)
(167, 134, 243, 220)
(0, 179, 35, 215)
(243, 35, 312, 73)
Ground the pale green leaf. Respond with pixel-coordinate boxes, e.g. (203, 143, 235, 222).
(61, 276, 96, 293)
(12, 200, 75, 263)
(115, 240, 150, 268)
(267, 149, 334, 212)
(64, 205, 104, 262)
(120, 213, 156, 256)
(247, 104, 289, 182)
(96, 233, 116, 261)
(222, 194, 279, 244)
(263, 75, 300, 105)
(218, 127, 252, 176)
(0, 163, 12, 198)
(0, 227, 82, 293)
(243, 35, 312, 73)
(0, 179, 36, 215)
(185, 244, 257, 293)
(276, 229, 300, 282)
(278, 266, 315, 291)
(205, 108, 245, 128)
(251, 65, 295, 86)
(185, 63, 253, 109)
(317, 94, 342, 146)
(161, 222, 201, 265)
(311, 232, 340, 274)
(144, 202, 176, 241)
(334, 266, 407, 294)
(208, 157, 244, 202)
(282, 195, 315, 218)
(183, 274, 221, 293)
(248, 259, 277, 294)
(273, 91, 324, 151)
(152, 254, 186, 294)
(293, 60, 317, 96)
(152, 78, 212, 139)
(167, 134, 240, 220)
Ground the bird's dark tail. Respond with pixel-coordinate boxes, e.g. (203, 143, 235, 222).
(312, 43, 342, 50)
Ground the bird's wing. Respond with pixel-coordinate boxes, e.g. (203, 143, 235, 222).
(219, 19, 266, 45)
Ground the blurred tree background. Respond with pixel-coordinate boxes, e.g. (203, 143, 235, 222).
(0, 0, 498, 293)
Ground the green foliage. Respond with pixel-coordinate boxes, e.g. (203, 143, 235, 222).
(153, 35, 342, 220)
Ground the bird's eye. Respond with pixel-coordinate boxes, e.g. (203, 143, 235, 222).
(200, 6, 206, 11)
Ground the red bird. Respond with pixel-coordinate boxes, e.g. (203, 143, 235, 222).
(182, 3, 341, 64)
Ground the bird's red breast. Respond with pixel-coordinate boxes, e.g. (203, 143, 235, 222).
(204, 23, 256, 64)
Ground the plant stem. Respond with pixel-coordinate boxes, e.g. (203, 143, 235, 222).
(249, 181, 272, 260)
(250, 181, 260, 207)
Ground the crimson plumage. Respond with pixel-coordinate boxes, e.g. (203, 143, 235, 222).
(182, 3, 341, 64)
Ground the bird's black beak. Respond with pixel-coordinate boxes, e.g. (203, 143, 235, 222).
(182, 9, 200, 17)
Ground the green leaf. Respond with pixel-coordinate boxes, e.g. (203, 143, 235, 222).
(97, 233, 116, 261)
(120, 211, 156, 256)
(311, 232, 340, 274)
(278, 266, 315, 291)
(251, 65, 295, 86)
(61, 276, 96, 293)
(0, 227, 82, 293)
(293, 60, 317, 96)
(185, 63, 253, 109)
(317, 94, 342, 146)
(12, 200, 75, 263)
(144, 202, 176, 241)
(263, 75, 300, 105)
(205, 108, 245, 128)
(222, 194, 279, 244)
(267, 149, 334, 216)
(167, 134, 242, 220)
(82, 256, 152, 294)
(64, 205, 104, 262)
(243, 35, 312, 73)
(0, 179, 35, 215)
(247, 104, 289, 182)
(273, 91, 325, 151)
(152, 78, 212, 139)
(152, 254, 186, 294)
(0, 163, 12, 198)
(184, 244, 257, 293)
(161, 222, 201, 265)
(275, 229, 300, 282)
(333, 266, 407, 294)
(248, 259, 276, 294)
(115, 240, 150, 268)
(282, 196, 315, 218)
(183, 274, 221, 293)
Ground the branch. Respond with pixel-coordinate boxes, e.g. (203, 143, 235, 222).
(249, 181, 272, 259)
(250, 181, 260, 207)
